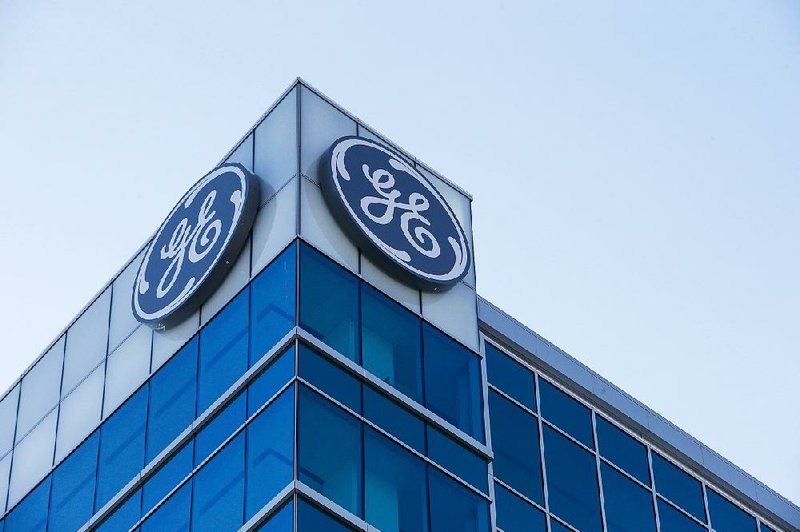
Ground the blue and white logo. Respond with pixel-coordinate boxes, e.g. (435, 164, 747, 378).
(320, 136, 470, 289)
(133, 163, 259, 328)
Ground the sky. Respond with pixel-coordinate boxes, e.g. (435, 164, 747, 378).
(1, 0, 798, 507)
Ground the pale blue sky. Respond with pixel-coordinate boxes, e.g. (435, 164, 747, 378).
(1, 0, 798, 506)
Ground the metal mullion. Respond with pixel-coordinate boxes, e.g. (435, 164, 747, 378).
(592, 411, 608, 532)
(702, 482, 712, 530)
(649, 447, 662, 532)
(479, 334, 497, 532)
(534, 373, 552, 532)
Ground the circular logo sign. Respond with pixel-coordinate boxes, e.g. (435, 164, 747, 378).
(320, 136, 470, 290)
(132, 163, 259, 328)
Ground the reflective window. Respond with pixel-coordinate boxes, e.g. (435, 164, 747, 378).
(300, 244, 359, 362)
(362, 285, 422, 402)
(423, 324, 484, 442)
(142, 441, 194, 513)
(297, 497, 356, 531)
(493, 482, 547, 532)
(365, 428, 429, 532)
(485, 343, 535, 411)
(62, 288, 110, 395)
(427, 426, 487, 494)
(538, 379, 593, 448)
(17, 337, 63, 440)
(601, 463, 656, 532)
(657, 498, 705, 532)
(652, 453, 705, 522)
(5, 477, 50, 532)
(542, 426, 602, 532)
(8, 408, 56, 506)
(248, 345, 295, 416)
(428, 467, 490, 532)
(192, 433, 245, 532)
(48, 432, 99, 532)
(195, 393, 245, 466)
(488, 390, 543, 505)
(55, 363, 104, 463)
(250, 244, 296, 365)
(255, 499, 294, 532)
(549, 519, 572, 532)
(364, 386, 425, 454)
(761, 523, 777, 532)
(596, 416, 649, 485)
(299, 344, 361, 412)
(95, 489, 140, 532)
(707, 488, 757, 532)
(0, 384, 19, 456)
(141, 481, 192, 532)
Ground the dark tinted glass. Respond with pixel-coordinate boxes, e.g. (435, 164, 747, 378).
(550, 519, 572, 532)
(5, 477, 50, 532)
(255, 499, 293, 531)
(707, 488, 757, 532)
(361, 285, 423, 402)
(195, 393, 246, 466)
(596, 416, 649, 485)
(142, 440, 193, 513)
(147, 337, 197, 461)
(363, 385, 425, 453)
(300, 244, 359, 362)
(299, 344, 361, 412)
(657, 498, 706, 532)
(192, 433, 245, 532)
(297, 498, 356, 531)
(364, 428, 429, 532)
(298, 386, 363, 517)
(652, 453, 705, 522)
(427, 426, 488, 493)
(493, 482, 547, 532)
(96, 489, 141, 532)
(760, 523, 777, 532)
(198, 289, 249, 412)
(428, 467, 490, 532)
(488, 390, 543, 505)
(248, 345, 295, 416)
(48, 432, 99, 532)
(140, 481, 191, 532)
(423, 324, 484, 441)
(485, 343, 535, 411)
(538, 379, 593, 448)
(96, 386, 148, 510)
(250, 243, 296, 365)
(542, 426, 602, 532)
(601, 463, 656, 532)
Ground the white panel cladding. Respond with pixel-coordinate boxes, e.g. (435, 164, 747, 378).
(422, 281, 479, 351)
(300, 177, 359, 273)
(254, 86, 297, 205)
(8, 409, 56, 507)
(0, 385, 19, 457)
(62, 287, 111, 397)
(16, 336, 64, 442)
(252, 177, 298, 277)
(108, 249, 146, 352)
(200, 237, 252, 326)
(226, 132, 254, 171)
(300, 85, 357, 184)
(54, 364, 104, 463)
(103, 326, 152, 418)
(0, 453, 10, 514)
(151, 310, 199, 372)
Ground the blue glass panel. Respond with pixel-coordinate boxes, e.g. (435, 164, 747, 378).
(250, 244, 296, 366)
(192, 433, 245, 532)
(299, 344, 361, 412)
(246, 389, 294, 521)
(5, 477, 50, 532)
(761, 523, 776, 532)
(652, 453, 705, 521)
(300, 244, 359, 362)
(363, 386, 425, 453)
(195, 393, 246, 466)
(255, 499, 294, 531)
(248, 345, 295, 416)
(485, 343, 535, 411)
(428, 467, 490, 532)
(601, 463, 656, 532)
(493, 483, 547, 532)
(147, 337, 197, 461)
(48, 432, 99, 532)
(298, 386, 363, 517)
(488, 390, 543, 505)
(550, 519, 571, 532)
(198, 289, 249, 412)
(96, 489, 141, 532)
(297, 497, 356, 531)
(96, 387, 148, 510)
(538, 379, 593, 448)
(364, 427, 429, 532)
(141, 481, 191, 532)
(362, 285, 423, 402)
(427, 426, 487, 494)
(596, 416, 649, 485)
(707, 488, 757, 532)
(423, 324, 484, 441)
(542, 426, 602, 532)
(142, 441, 193, 513)
(657, 498, 706, 532)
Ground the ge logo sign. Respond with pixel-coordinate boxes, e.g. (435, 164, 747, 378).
(320, 137, 470, 290)
(132, 163, 259, 328)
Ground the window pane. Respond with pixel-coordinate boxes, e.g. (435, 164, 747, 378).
(550, 519, 571, 532)
(761, 523, 777, 532)
(55, 363, 104, 463)
(62, 287, 110, 395)
(147, 337, 197, 461)
(300, 244, 359, 362)
(48, 432, 99, 532)
(428, 467, 489, 532)
(195, 393, 245, 466)
(8, 409, 56, 507)
(5, 477, 51, 532)
(254, 86, 297, 204)
(485, 343, 535, 411)
(423, 324, 484, 441)
(248, 345, 295, 416)
(17, 337, 63, 441)
(363, 386, 425, 454)
(299, 344, 361, 412)
(141, 481, 192, 532)
(254, 499, 294, 532)
(250, 244, 296, 365)
(198, 289, 249, 412)
(96, 387, 148, 510)
(651, 453, 705, 522)
(601, 463, 656, 532)
(538, 379, 593, 448)
(362, 285, 422, 402)
(96, 489, 141, 532)
(143, 441, 193, 513)
(427, 426, 487, 494)
(493, 482, 546, 532)
(297, 497, 357, 531)
(246, 389, 294, 521)
(707, 488, 757, 532)
(0, 384, 19, 456)
(596, 416, 649, 485)
(542, 426, 602, 532)
(298, 386, 362, 517)
(657, 498, 705, 532)
(365, 428, 429, 532)
(488, 390, 543, 505)
(192, 434, 245, 532)
(103, 326, 152, 417)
